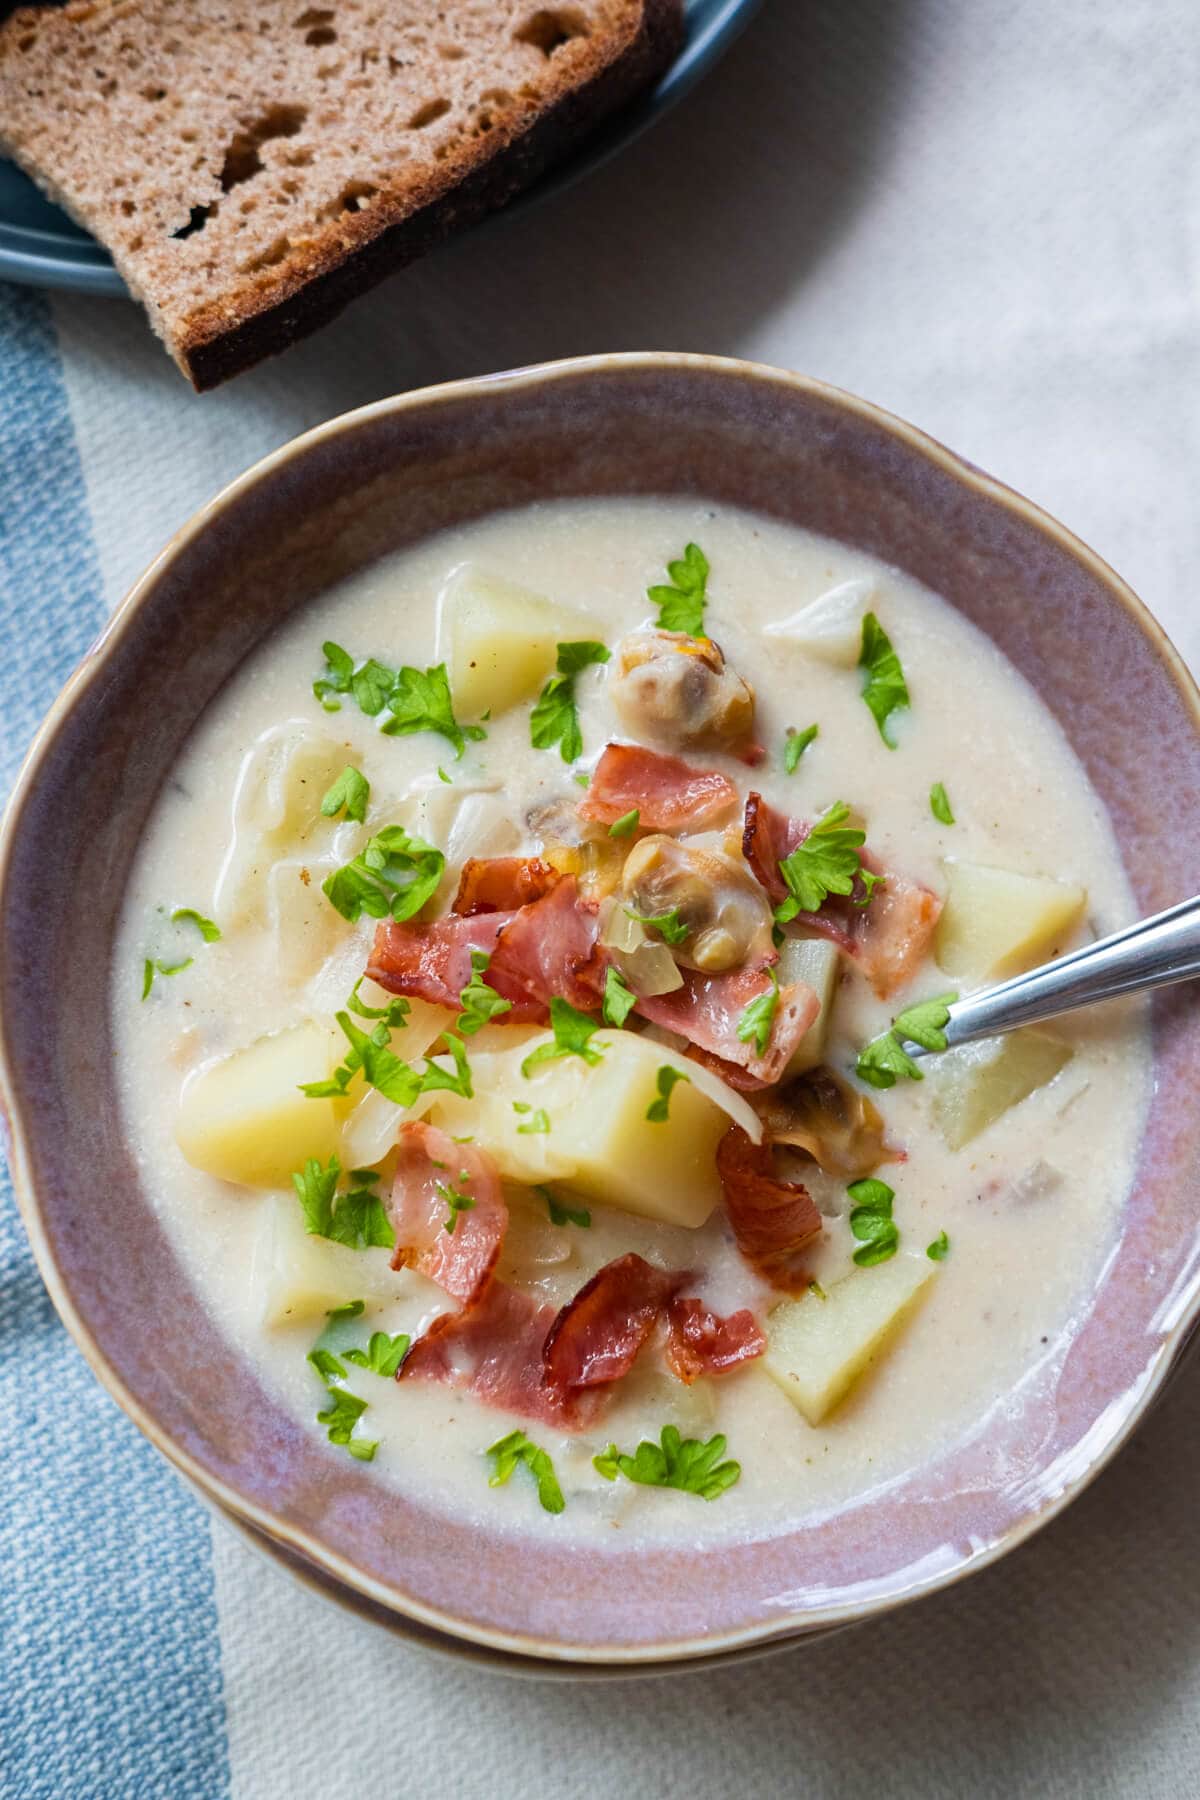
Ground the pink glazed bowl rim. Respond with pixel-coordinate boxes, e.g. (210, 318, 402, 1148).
(3, 352, 1199, 1666)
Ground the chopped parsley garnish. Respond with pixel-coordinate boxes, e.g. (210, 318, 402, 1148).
(307, 1340, 377, 1461)
(775, 801, 868, 922)
(437, 1181, 476, 1235)
(521, 996, 603, 1077)
(847, 1177, 899, 1266)
(343, 1331, 411, 1377)
(320, 765, 370, 823)
(855, 991, 958, 1090)
(646, 1064, 688, 1123)
(437, 766, 452, 784)
(624, 905, 690, 946)
(415, 1028, 473, 1099)
(312, 641, 484, 757)
(647, 542, 710, 636)
(538, 1184, 590, 1228)
(929, 781, 954, 825)
(302, 1008, 473, 1107)
(456, 949, 513, 1036)
(487, 1429, 565, 1514)
(572, 772, 590, 788)
(515, 1106, 551, 1135)
(858, 612, 910, 748)
(784, 723, 819, 773)
(593, 1425, 740, 1500)
(602, 965, 637, 1028)
(736, 968, 779, 1058)
(291, 1153, 395, 1250)
(926, 1231, 950, 1261)
(529, 640, 610, 764)
(170, 908, 221, 943)
(322, 824, 444, 924)
(141, 955, 192, 998)
(325, 1299, 366, 1323)
(608, 808, 640, 837)
(808, 1280, 828, 1301)
(346, 975, 410, 1026)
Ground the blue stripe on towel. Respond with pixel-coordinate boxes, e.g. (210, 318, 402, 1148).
(0, 284, 230, 1800)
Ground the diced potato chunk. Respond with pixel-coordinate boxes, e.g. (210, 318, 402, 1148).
(252, 1191, 407, 1327)
(934, 860, 1087, 980)
(764, 1254, 937, 1424)
(176, 1020, 347, 1188)
(429, 1029, 727, 1228)
(777, 937, 841, 1074)
(438, 566, 598, 719)
(762, 577, 875, 667)
(928, 1030, 1073, 1150)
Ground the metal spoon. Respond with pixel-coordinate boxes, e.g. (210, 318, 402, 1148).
(903, 894, 1200, 1055)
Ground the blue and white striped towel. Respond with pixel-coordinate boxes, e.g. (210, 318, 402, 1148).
(5, 2, 1200, 1793)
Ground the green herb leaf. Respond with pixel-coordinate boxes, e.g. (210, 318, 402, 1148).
(647, 542, 710, 636)
(334, 1010, 423, 1106)
(170, 907, 222, 943)
(775, 800, 866, 921)
(291, 1153, 395, 1250)
(140, 954, 193, 999)
(736, 968, 779, 1058)
(855, 1031, 922, 1090)
(529, 640, 610, 764)
(312, 639, 355, 711)
(486, 1429, 565, 1515)
(927, 1230, 950, 1261)
(320, 765, 370, 823)
(894, 992, 958, 1052)
(608, 808, 640, 838)
(929, 782, 954, 825)
(594, 1424, 740, 1501)
(323, 824, 444, 924)
(784, 723, 819, 773)
(351, 657, 396, 717)
(311, 1371, 377, 1461)
(538, 1185, 590, 1228)
(418, 1028, 474, 1099)
(859, 612, 910, 748)
(624, 905, 690, 946)
(381, 661, 485, 758)
(325, 1299, 366, 1322)
(847, 1176, 899, 1266)
(516, 1107, 551, 1136)
(456, 949, 513, 1037)
(343, 1331, 411, 1376)
(437, 766, 452, 785)
(854, 991, 958, 1089)
(521, 996, 603, 1077)
(346, 975, 410, 1027)
(602, 965, 638, 1028)
(646, 1064, 688, 1123)
(808, 1280, 828, 1301)
(437, 1180, 475, 1234)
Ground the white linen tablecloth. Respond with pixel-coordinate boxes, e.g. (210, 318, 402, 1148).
(5, 2, 1200, 1794)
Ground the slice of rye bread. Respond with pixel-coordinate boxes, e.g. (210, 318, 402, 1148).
(0, 0, 682, 388)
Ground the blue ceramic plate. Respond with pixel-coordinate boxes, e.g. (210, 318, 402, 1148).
(0, 0, 760, 295)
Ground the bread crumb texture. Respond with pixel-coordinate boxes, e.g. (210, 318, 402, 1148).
(0, 0, 679, 383)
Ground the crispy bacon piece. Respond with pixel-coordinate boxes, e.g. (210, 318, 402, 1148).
(401, 1281, 606, 1431)
(755, 1066, 897, 1180)
(368, 911, 524, 1013)
(486, 875, 604, 1015)
(451, 856, 560, 917)
(634, 964, 819, 1085)
(387, 1122, 507, 1308)
(578, 743, 739, 832)
(716, 1125, 823, 1294)
(665, 1296, 766, 1383)
(368, 876, 601, 1022)
(741, 793, 941, 999)
(542, 1252, 687, 1389)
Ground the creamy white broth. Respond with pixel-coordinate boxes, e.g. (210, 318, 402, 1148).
(112, 496, 1150, 1546)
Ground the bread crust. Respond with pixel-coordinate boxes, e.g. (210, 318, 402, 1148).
(0, 0, 683, 389)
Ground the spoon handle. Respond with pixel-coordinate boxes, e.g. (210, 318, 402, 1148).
(913, 895, 1200, 1051)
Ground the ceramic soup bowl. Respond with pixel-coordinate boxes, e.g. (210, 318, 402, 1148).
(3, 353, 1199, 1666)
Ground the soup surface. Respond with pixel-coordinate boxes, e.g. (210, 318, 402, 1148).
(113, 497, 1149, 1546)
